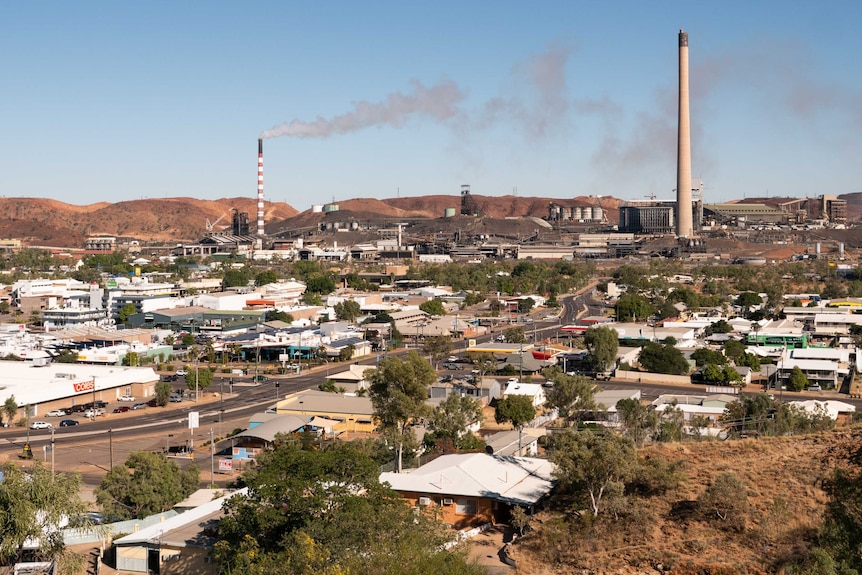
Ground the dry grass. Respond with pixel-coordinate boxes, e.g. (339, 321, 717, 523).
(508, 426, 862, 575)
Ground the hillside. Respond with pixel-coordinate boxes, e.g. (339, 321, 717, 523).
(510, 427, 861, 575)
(0, 197, 298, 246)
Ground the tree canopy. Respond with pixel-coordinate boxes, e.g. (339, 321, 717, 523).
(614, 293, 654, 322)
(214, 440, 482, 575)
(0, 461, 91, 568)
(334, 300, 362, 322)
(494, 395, 536, 429)
(96, 451, 199, 520)
(369, 352, 436, 472)
(419, 299, 446, 316)
(584, 326, 619, 372)
(543, 368, 597, 426)
(637, 341, 690, 375)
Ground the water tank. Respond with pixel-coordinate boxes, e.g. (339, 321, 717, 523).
(323, 204, 340, 213)
(582, 207, 593, 221)
(571, 207, 582, 220)
(444, 207, 456, 218)
(593, 207, 603, 221)
(816, 242, 821, 256)
(840, 243, 845, 258)
(312, 204, 324, 213)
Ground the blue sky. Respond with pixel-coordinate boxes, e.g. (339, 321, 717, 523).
(2, 1, 861, 209)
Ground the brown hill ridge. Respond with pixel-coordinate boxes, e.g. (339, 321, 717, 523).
(0, 197, 298, 247)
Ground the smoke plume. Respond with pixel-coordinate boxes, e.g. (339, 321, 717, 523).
(261, 79, 466, 139)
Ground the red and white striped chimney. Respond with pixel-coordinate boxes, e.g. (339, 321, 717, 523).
(257, 138, 265, 237)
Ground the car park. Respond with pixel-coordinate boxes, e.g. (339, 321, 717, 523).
(132, 403, 147, 410)
(113, 406, 130, 413)
(59, 419, 79, 427)
(119, 395, 135, 402)
(30, 421, 52, 430)
(46, 409, 67, 417)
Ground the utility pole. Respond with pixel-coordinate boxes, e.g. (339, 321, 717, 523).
(210, 428, 215, 488)
(109, 428, 113, 470)
(50, 428, 55, 475)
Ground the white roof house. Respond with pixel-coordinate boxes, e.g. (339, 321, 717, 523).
(788, 400, 856, 420)
(503, 383, 546, 407)
(380, 453, 555, 507)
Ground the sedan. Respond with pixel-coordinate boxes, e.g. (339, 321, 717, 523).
(131, 403, 148, 410)
(30, 421, 52, 430)
(46, 409, 67, 417)
(176, 369, 186, 376)
(59, 419, 79, 427)
(112, 406, 130, 413)
(119, 395, 136, 402)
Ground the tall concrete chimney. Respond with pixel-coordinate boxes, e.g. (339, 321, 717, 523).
(676, 29, 693, 238)
(257, 138, 265, 237)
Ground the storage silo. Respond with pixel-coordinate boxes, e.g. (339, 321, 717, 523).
(571, 207, 582, 221)
(582, 207, 593, 221)
(593, 207, 603, 221)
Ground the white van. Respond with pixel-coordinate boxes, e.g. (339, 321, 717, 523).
(231, 369, 245, 376)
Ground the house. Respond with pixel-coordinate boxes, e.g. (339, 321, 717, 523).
(380, 453, 555, 528)
(275, 390, 376, 434)
(112, 488, 247, 574)
(503, 382, 546, 408)
(429, 377, 502, 404)
(483, 429, 539, 456)
(325, 364, 376, 394)
(788, 400, 857, 424)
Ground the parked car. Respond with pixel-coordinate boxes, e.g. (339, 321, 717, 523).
(807, 384, 822, 392)
(176, 369, 186, 376)
(59, 419, 79, 427)
(132, 403, 147, 410)
(46, 409, 67, 417)
(93, 401, 108, 409)
(113, 406, 130, 413)
(118, 395, 136, 402)
(253, 375, 269, 382)
(443, 363, 458, 370)
(69, 405, 87, 413)
(447, 356, 459, 363)
(83, 408, 105, 418)
(169, 394, 183, 403)
(30, 421, 52, 430)
(147, 398, 159, 407)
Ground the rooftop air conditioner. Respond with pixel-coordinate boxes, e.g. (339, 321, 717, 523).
(443, 498, 454, 505)
(418, 497, 431, 506)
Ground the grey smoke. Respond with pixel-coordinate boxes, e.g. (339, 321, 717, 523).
(260, 79, 466, 139)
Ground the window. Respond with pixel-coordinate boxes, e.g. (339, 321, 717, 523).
(455, 498, 477, 515)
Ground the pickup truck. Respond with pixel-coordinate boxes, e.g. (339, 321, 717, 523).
(84, 408, 105, 418)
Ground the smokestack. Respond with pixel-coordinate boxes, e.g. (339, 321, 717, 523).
(257, 138, 265, 237)
(676, 29, 693, 238)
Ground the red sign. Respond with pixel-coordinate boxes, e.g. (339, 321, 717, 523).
(73, 380, 95, 393)
(219, 459, 233, 472)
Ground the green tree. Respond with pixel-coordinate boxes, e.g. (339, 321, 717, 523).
(419, 298, 446, 316)
(334, 300, 362, 322)
(96, 451, 199, 520)
(691, 348, 727, 367)
(430, 394, 483, 449)
(3, 396, 18, 427)
(254, 269, 279, 286)
(543, 369, 597, 426)
(705, 319, 733, 335)
(222, 267, 251, 288)
(154, 381, 172, 406)
(53, 349, 79, 363)
(637, 341, 690, 375)
(789, 365, 809, 392)
(369, 352, 436, 473)
(265, 309, 295, 323)
(118, 302, 137, 325)
(181, 333, 195, 346)
(503, 326, 527, 343)
(723, 339, 747, 361)
(615, 398, 657, 445)
(422, 335, 453, 369)
(697, 472, 749, 531)
(185, 366, 214, 392)
(0, 461, 91, 569)
(305, 272, 336, 295)
(615, 293, 654, 322)
(214, 441, 482, 575)
(584, 325, 619, 373)
(701, 363, 726, 383)
(517, 297, 535, 314)
(737, 291, 763, 309)
(494, 395, 536, 429)
(550, 430, 637, 517)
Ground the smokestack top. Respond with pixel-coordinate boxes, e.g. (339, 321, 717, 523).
(258, 138, 263, 155)
(679, 29, 688, 47)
